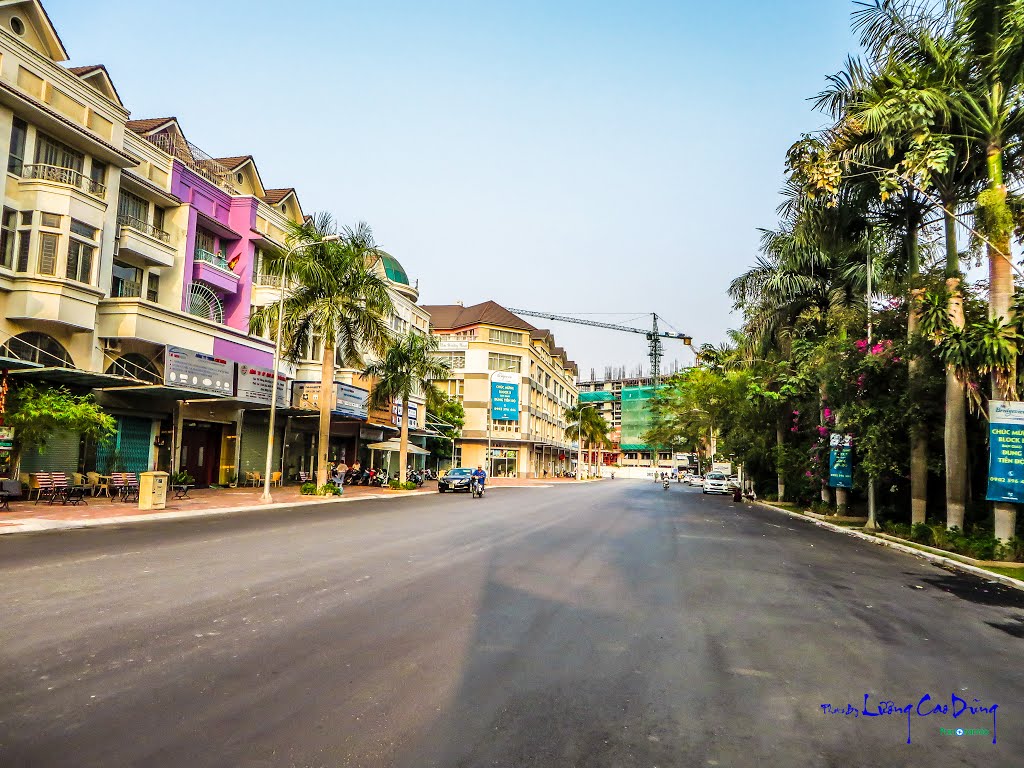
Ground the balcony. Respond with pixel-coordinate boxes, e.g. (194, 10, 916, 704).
(117, 215, 175, 268)
(192, 248, 239, 294)
(21, 163, 106, 199)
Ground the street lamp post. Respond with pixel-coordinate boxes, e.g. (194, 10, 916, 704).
(261, 235, 340, 502)
(576, 403, 598, 481)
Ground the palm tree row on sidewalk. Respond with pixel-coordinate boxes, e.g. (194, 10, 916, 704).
(564, 404, 611, 478)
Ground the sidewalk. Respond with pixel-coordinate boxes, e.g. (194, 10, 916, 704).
(0, 476, 583, 536)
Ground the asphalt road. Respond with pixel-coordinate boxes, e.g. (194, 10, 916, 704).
(1, 481, 1022, 767)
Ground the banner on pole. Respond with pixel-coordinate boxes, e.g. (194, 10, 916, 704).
(986, 400, 1024, 503)
(829, 433, 853, 489)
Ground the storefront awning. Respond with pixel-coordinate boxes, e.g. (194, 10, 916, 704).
(8, 367, 146, 388)
(0, 356, 43, 371)
(366, 440, 430, 455)
(102, 384, 232, 400)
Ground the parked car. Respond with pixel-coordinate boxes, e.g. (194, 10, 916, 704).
(686, 474, 704, 487)
(702, 472, 731, 495)
(438, 467, 474, 493)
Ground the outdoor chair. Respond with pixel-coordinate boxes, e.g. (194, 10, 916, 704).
(270, 471, 282, 487)
(33, 473, 56, 504)
(51, 473, 86, 506)
(87, 472, 109, 497)
(26, 473, 45, 501)
(120, 472, 140, 503)
(0, 478, 23, 511)
(73, 472, 95, 497)
(247, 471, 261, 487)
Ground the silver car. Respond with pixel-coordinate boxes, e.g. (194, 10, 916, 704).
(702, 472, 730, 495)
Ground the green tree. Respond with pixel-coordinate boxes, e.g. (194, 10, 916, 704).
(251, 215, 394, 486)
(364, 332, 451, 483)
(425, 396, 465, 466)
(564, 404, 610, 477)
(6, 384, 116, 472)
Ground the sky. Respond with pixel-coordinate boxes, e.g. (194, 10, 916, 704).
(51, 0, 860, 378)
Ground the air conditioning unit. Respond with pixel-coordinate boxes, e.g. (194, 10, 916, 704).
(102, 339, 122, 354)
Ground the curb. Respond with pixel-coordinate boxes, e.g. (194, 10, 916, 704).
(753, 501, 1024, 593)
(0, 483, 556, 537)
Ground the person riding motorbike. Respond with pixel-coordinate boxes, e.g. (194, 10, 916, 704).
(471, 465, 487, 496)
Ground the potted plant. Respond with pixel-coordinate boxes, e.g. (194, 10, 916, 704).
(226, 469, 238, 488)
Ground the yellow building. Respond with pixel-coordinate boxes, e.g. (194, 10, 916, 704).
(422, 301, 579, 478)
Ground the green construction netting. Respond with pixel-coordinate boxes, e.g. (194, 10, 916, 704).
(579, 390, 615, 403)
(620, 385, 655, 450)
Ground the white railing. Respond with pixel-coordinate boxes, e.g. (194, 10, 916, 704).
(22, 164, 106, 198)
(117, 214, 171, 243)
(194, 248, 233, 272)
(256, 274, 282, 287)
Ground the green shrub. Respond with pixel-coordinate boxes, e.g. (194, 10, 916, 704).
(172, 470, 195, 486)
(388, 480, 420, 490)
(317, 484, 341, 496)
(300, 482, 317, 495)
(911, 522, 933, 545)
(389, 479, 402, 489)
(402, 481, 418, 491)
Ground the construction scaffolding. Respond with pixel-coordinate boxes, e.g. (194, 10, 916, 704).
(620, 385, 655, 451)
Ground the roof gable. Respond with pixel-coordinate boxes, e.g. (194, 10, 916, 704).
(67, 64, 122, 106)
(0, 0, 68, 61)
(423, 301, 536, 333)
(212, 155, 265, 197)
(261, 188, 304, 223)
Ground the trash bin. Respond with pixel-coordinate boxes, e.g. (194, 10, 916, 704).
(139, 471, 169, 510)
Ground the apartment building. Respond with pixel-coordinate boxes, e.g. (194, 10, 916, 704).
(0, 1, 428, 485)
(577, 375, 678, 470)
(422, 301, 578, 478)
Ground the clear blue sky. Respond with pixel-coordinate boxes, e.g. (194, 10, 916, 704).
(51, 0, 859, 377)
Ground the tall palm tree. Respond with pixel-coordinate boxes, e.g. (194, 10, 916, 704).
(250, 215, 394, 486)
(364, 331, 451, 484)
(564, 404, 609, 477)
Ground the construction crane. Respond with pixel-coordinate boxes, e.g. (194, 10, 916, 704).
(506, 310, 692, 381)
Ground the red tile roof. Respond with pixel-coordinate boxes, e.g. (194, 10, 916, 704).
(126, 117, 177, 134)
(422, 301, 536, 332)
(262, 188, 294, 205)
(211, 155, 253, 171)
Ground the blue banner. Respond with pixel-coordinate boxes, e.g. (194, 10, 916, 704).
(490, 374, 520, 421)
(986, 400, 1024, 503)
(829, 433, 853, 489)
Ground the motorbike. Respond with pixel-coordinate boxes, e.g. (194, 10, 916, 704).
(407, 469, 424, 487)
(370, 469, 390, 488)
(471, 477, 485, 498)
(423, 468, 438, 481)
(662, 479, 670, 490)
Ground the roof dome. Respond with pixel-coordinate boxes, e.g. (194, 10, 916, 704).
(379, 253, 410, 286)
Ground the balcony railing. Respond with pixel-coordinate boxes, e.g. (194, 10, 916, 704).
(117, 214, 171, 243)
(255, 273, 283, 287)
(194, 248, 232, 271)
(22, 164, 106, 198)
(112, 278, 143, 298)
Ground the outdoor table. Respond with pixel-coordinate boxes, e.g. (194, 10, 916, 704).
(172, 484, 193, 500)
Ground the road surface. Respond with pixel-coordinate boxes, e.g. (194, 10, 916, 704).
(1, 481, 1021, 767)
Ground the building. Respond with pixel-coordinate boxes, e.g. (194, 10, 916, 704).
(422, 301, 578, 477)
(0, 0, 428, 485)
(577, 374, 680, 471)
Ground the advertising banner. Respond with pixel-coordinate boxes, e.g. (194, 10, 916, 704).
(490, 371, 520, 421)
(829, 433, 854, 489)
(236, 365, 289, 406)
(292, 382, 368, 420)
(392, 402, 420, 429)
(166, 346, 234, 396)
(986, 400, 1024, 503)
(0, 426, 14, 452)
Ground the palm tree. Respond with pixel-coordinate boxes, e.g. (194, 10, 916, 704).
(364, 332, 451, 484)
(250, 215, 394, 486)
(564, 404, 609, 478)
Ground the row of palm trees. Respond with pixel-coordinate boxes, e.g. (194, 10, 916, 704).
(564, 404, 613, 477)
(250, 214, 450, 487)
(717, 0, 1024, 539)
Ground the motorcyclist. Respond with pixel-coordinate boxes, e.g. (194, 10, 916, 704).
(471, 464, 487, 493)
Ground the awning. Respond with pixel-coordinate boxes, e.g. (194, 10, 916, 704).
(8, 367, 146, 388)
(195, 209, 243, 241)
(366, 440, 430, 455)
(0, 356, 43, 371)
(101, 384, 232, 400)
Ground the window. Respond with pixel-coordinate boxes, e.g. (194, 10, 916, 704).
(20, 211, 32, 226)
(111, 260, 142, 298)
(488, 353, 521, 373)
(90, 160, 107, 189)
(489, 329, 523, 345)
(117, 190, 148, 224)
(8, 117, 26, 174)
(152, 206, 165, 232)
(15, 229, 30, 271)
(0, 332, 72, 368)
(40, 212, 60, 228)
(195, 229, 215, 254)
(70, 219, 97, 240)
(34, 133, 84, 173)
(443, 380, 464, 400)
(490, 419, 519, 433)
(1, 208, 15, 269)
(433, 351, 465, 370)
(38, 233, 58, 275)
(10, 16, 25, 35)
(66, 240, 94, 283)
(146, 272, 160, 302)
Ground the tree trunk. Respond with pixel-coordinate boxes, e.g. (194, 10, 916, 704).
(986, 147, 1018, 542)
(944, 253, 968, 531)
(776, 415, 786, 502)
(316, 343, 334, 487)
(819, 382, 831, 507)
(398, 395, 410, 486)
(907, 216, 927, 526)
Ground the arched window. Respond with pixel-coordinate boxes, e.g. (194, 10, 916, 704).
(104, 353, 161, 384)
(0, 332, 73, 368)
(186, 282, 224, 324)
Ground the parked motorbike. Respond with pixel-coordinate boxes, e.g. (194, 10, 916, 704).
(407, 469, 425, 487)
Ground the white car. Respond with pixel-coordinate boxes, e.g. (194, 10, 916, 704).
(702, 472, 731, 495)
(686, 474, 704, 487)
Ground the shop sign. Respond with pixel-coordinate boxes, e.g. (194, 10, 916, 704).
(392, 402, 419, 429)
(490, 371, 520, 421)
(828, 433, 854, 489)
(438, 340, 468, 351)
(236, 364, 289, 406)
(0, 426, 13, 452)
(292, 382, 369, 420)
(166, 346, 234, 396)
(986, 400, 1024, 503)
